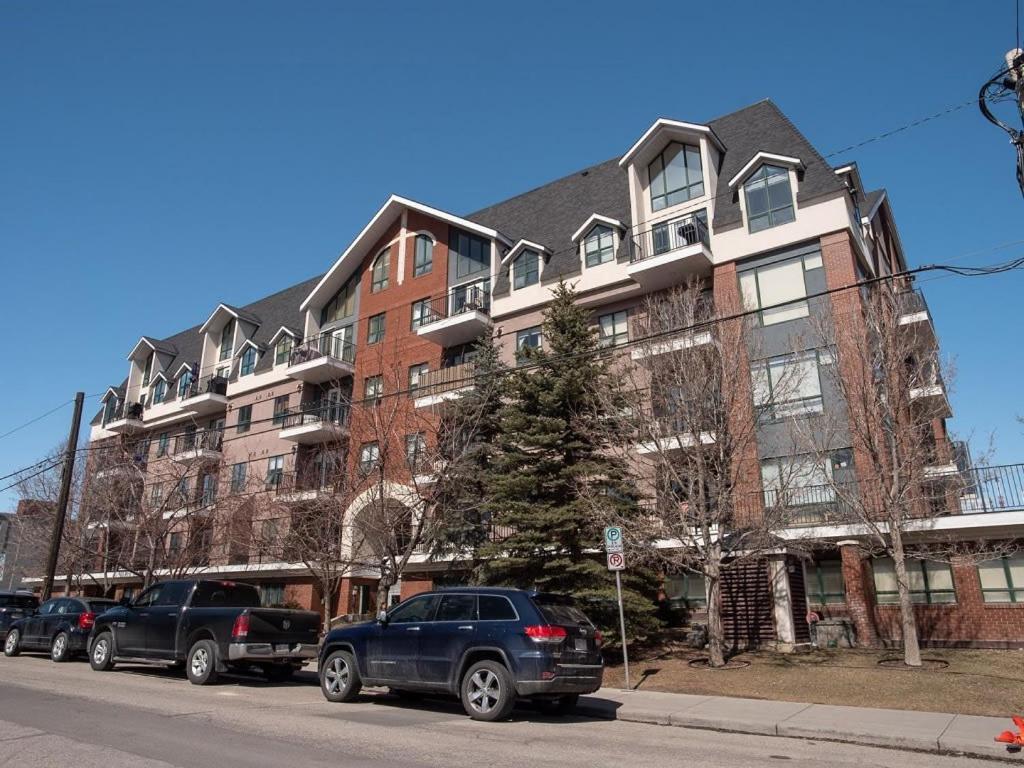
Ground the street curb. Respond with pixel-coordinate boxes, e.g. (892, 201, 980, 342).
(575, 697, 1023, 763)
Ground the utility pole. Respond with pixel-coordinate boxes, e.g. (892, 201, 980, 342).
(41, 392, 84, 600)
(978, 48, 1024, 198)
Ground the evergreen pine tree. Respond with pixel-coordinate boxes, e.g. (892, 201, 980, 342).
(477, 281, 661, 642)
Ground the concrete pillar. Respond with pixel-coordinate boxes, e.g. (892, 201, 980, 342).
(838, 540, 879, 647)
(768, 554, 796, 650)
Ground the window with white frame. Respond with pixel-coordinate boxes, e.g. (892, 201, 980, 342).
(648, 142, 704, 211)
(760, 454, 835, 507)
(515, 326, 542, 365)
(177, 370, 193, 398)
(265, 455, 285, 488)
(513, 249, 539, 290)
(411, 299, 431, 329)
(359, 442, 380, 474)
(230, 462, 247, 493)
(751, 349, 830, 421)
(371, 248, 390, 293)
(408, 363, 428, 393)
(364, 374, 383, 400)
(219, 319, 235, 361)
(976, 554, 1024, 603)
(744, 164, 795, 232)
(872, 557, 956, 604)
(151, 378, 167, 404)
(585, 225, 615, 267)
(598, 310, 629, 348)
(738, 252, 822, 326)
(414, 234, 433, 277)
(239, 345, 257, 376)
(274, 336, 293, 366)
(367, 312, 386, 344)
(405, 432, 427, 471)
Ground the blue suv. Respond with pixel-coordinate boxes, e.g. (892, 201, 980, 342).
(318, 587, 603, 721)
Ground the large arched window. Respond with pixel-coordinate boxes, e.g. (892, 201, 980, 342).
(744, 165, 795, 232)
(413, 235, 433, 277)
(371, 248, 390, 293)
(648, 142, 704, 211)
(512, 249, 539, 290)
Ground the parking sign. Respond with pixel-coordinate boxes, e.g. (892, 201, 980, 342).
(607, 551, 626, 571)
(604, 526, 623, 552)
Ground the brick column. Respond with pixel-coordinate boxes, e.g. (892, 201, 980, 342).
(838, 540, 878, 647)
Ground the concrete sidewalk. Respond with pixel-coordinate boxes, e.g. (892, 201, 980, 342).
(577, 688, 1021, 761)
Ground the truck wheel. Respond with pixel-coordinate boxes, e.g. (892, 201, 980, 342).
(3, 629, 21, 657)
(50, 632, 71, 663)
(535, 693, 579, 716)
(320, 650, 361, 702)
(186, 640, 219, 685)
(460, 660, 515, 722)
(263, 664, 295, 683)
(90, 632, 115, 671)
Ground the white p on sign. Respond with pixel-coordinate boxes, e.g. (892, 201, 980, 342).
(607, 551, 626, 571)
(604, 526, 624, 553)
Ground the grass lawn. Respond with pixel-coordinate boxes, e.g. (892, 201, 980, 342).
(602, 647, 1024, 717)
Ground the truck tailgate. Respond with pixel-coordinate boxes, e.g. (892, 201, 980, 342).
(245, 609, 320, 645)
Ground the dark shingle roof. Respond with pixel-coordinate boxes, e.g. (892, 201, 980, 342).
(862, 188, 886, 218)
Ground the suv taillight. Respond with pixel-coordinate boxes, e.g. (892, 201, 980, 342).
(78, 611, 96, 630)
(525, 625, 567, 642)
(594, 630, 603, 648)
(231, 613, 250, 640)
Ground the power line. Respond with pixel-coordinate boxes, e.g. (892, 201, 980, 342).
(0, 400, 72, 441)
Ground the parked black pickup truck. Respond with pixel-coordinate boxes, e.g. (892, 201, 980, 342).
(88, 579, 320, 685)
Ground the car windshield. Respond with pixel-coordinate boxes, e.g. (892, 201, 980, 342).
(191, 582, 260, 608)
(0, 595, 38, 610)
(531, 594, 592, 626)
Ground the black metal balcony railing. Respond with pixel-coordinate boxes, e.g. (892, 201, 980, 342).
(183, 374, 228, 399)
(104, 400, 144, 425)
(289, 334, 356, 366)
(172, 429, 223, 456)
(897, 288, 930, 318)
(269, 468, 341, 497)
(630, 212, 710, 264)
(417, 281, 491, 328)
(280, 400, 351, 430)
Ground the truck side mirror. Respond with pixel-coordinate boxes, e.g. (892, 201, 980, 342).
(376, 610, 388, 625)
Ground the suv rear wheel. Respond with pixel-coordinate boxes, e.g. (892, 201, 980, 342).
(460, 660, 515, 722)
(320, 649, 361, 702)
(50, 632, 71, 663)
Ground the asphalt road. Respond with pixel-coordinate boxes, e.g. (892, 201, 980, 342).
(0, 653, 998, 767)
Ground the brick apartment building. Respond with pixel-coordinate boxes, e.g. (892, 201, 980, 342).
(66, 99, 1023, 647)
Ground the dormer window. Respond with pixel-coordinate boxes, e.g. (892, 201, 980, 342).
(152, 378, 167, 404)
(240, 346, 257, 376)
(177, 370, 194, 398)
(142, 353, 154, 386)
(744, 165, 795, 232)
(512, 249, 539, 290)
(219, 319, 235, 361)
(274, 336, 293, 366)
(584, 225, 615, 267)
(648, 142, 704, 211)
(371, 248, 390, 293)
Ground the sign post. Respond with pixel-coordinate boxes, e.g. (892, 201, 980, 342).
(604, 526, 630, 691)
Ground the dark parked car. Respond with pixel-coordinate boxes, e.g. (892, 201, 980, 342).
(0, 591, 39, 641)
(4, 596, 116, 661)
(318, 587, 603, 721)
(88, 579, 321, 684)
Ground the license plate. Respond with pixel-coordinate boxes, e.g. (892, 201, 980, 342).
(275, 644, 290, 653)
(574, 638, 588, 652)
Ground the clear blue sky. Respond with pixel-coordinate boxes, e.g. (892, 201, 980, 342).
(2, 0, 1022, 509)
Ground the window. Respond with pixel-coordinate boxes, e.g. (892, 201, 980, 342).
(274, 336, 293, 366)
(157, 432, 170, 457)
(435, 594, 476, 622)
(389, 594, 440, 623)
(585, 225, 615, 267)
(414, 234, 433, 277)
(230, 462, 247, 493)
(411, 299, 431, 329)
(364, 375, 383, 400)
(405, 432, 427, 471)
(806, 560, 846, 604)
(272, 395, 289, 425)
(149, 482, 163, 507)
(266, 455, 285, 488)
(260, 583, 286, 607)
(744, 164, 795, 232)
(151, 378, 167, 404)
(142, 353, 154, 386)
(977, 554, 1024, 603)
(133, 585, 163, 608)
(450, 228, 491, 279)
(664, 572, 707, 608)
(200, 473, 218, 506)
(371, 248, 390, 292)
(168, 532, 184, 555)
(443, 343, 478, 368)
(236, 404, 252, 433)
(872, 557, 956, 604)
(174, 476, 191, 506)
(598, 310, 629, 348)
(752, 350, 826, 421)
(240, 345, 257, 376)
(515, 326, 542, 365)
(321, 275, 359, 325)
(177, 370, 194, 398)
(738, 252, 821, 326)
(451, 279, 489, 313)
(761, 455, 835, 507)
(478, 595, 518, 621)
(648, 141, 704, 211)
(408, 363, 428, 393)
(512, 249, 539, 290)
(359, 442, 380, 473)
(219, 319, 235, 361)
(367, 312, 386, 344)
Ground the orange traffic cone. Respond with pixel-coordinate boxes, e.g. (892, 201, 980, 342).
(994, 715, 1024, 749)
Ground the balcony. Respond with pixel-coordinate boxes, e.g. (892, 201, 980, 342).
(286, 335, 356, 384)
(415, 282, 492, 347)
(181, 375, 229, 416)
(627, 213, 713, 290)
(171, 429, 223, 465)
(103, 401, 145, 433)
(413, 363, 476, 408)
(267, 469, 340, 503)
(279, 401, 351, 444)
(897, 289, 937, 348)
(635, 413, 716, 455)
